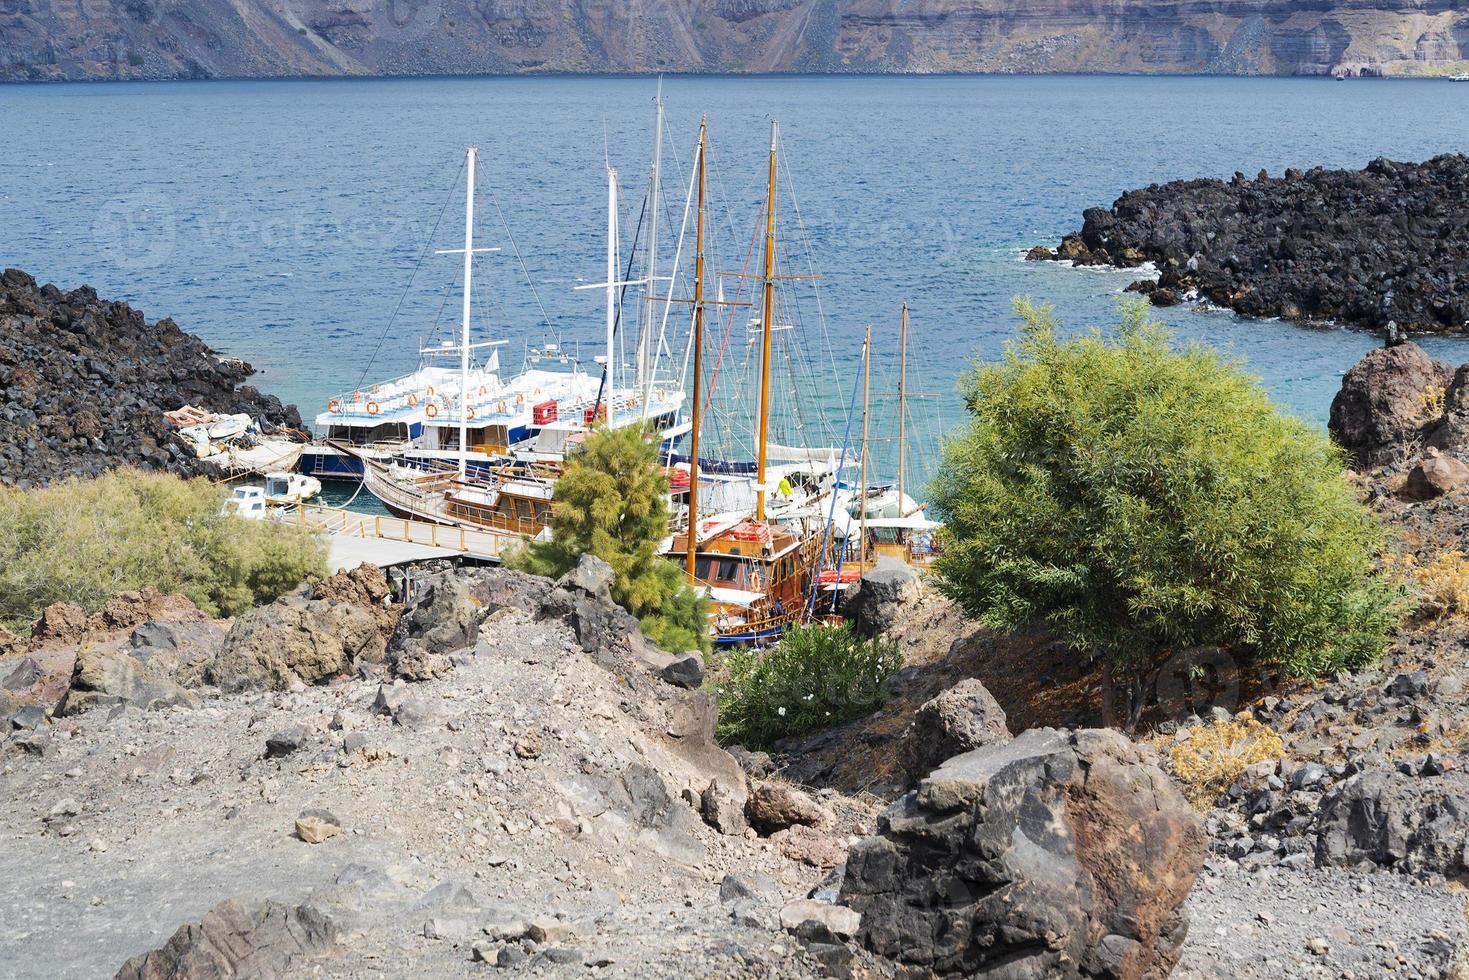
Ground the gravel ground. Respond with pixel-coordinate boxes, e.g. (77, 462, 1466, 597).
(1179, 860, 1469, 979)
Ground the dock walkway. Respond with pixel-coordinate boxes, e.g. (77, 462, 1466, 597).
(273, 504, 521, 572)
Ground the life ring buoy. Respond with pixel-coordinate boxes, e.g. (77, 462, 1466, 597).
(366, 401, 380, 415)
(656, 388, 665, 402)
(407, 393, 419, 407)
(466, 407, 476, 421)
(478, 386, 488, 397)
(514, 393, 524, 406)
(425, 403, 439, 418)
(426, 386, 437, 397)
(497, 400, 508, 414)
(328, 399, 342, 414)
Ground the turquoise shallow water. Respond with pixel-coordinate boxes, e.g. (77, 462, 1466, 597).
(6, 74, 1469, 487)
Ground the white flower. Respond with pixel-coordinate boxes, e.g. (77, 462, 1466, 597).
(777, 706, 786, 717)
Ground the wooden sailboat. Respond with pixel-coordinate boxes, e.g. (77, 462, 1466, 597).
(664, 118, 828, 644)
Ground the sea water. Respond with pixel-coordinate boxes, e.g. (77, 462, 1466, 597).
(6, 73, 1469, 489)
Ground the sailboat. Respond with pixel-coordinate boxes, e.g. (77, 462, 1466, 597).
(664, 119, 836, 644)
(303, 91, 689, 481)
(844, 303, 941, 568)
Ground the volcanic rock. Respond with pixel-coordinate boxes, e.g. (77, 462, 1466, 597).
(311, 563, 399, 638)
(1402, 448, 1469, 500)
(0, 269, 300, 487)
(1315, 767, 1469, 879)
(840, 727, 1205, 978)
(1039, 157, 1469, 335)
(57, 645, 197, 716)
(845, 558, 922, 637)
(746, 781, 830, 835)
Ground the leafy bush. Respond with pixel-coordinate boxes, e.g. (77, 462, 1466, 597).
(0, 468, 327, 628)
(930, 299, 1401, 727)
(1164, 715, 1284, 809)
(715, 623, 903, 748)
(510, 424, 710, 652)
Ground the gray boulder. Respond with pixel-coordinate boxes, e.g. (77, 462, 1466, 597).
(128, 619, 227, 687)
(557, 553, 615, 603)
(902, 678, 1011, 783)
(207, 597, 383, 692)
(746, 781, 830, 835)
(58, 646, 197, 716)
(114, 896, 336, 979)
(840, 728, 1206, 979)
(1316, 768, 1469, 878)
(845, 558, 922, 636)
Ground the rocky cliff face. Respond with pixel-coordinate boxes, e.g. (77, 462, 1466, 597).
(6, 0, 1469, 81)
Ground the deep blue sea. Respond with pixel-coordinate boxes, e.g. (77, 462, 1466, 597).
(6, 73, 1469, 487)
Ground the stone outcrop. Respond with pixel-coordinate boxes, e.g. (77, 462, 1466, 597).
(0, 268, 300, 488)
(311, 564, 399, 638)
(841, 728, 1206, 978)
(902, 678, 1011, 783)
(1037, 157, 1469, 336)
(1329, 342, 1453, 468)
(6, 2, 1467, 82)
(844, 558, 922, 637)
(206, 597, 383, 692)
(58, 645, 197, 716)
(114, 897, 337, 979)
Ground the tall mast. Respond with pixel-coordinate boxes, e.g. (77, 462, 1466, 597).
(458, 145, 477, 478)
(898, 302, 908, 517)
(639, 80, 665, 410)
(605, 167, 619, 426)
(687, 117, 708, 581)
(755, 119, 778, 522)
(861, 324, 871, 564)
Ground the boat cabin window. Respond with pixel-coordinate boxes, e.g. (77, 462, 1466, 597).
(694, 556, 752, 589)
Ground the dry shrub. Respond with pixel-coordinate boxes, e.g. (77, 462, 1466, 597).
(1386, 550, 1469, 619)
(1418, 383, 1448, 422)
(1167, 715, 1284, 808)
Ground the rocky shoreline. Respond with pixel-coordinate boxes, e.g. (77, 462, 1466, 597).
(1029, 155, 1469, 335)
(0, 268, 302, 488)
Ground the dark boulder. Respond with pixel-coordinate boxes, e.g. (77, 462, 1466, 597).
(845, 558, 922, 637)
(902, 678, 1011, 783)
(841, 728, 1205, 979)
(58, 645, 197, 716)
(1328, 342, 1451, 469)
(388, 576, 488, 681)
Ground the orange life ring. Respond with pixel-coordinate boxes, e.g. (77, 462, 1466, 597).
(426, 386, 437, 397)
(366, 401, 380, 415)
(514, 393, 524, 406)
(497, 400, 508, 414)
(407, 393, 419, 407)
(466, 407, 476, 421)
(425, 403, 439, 418)
(478, 385, 487, 397)
(327, 399, 341, 414)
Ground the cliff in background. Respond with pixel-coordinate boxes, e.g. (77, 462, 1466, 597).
(6, 0, 1469, 81)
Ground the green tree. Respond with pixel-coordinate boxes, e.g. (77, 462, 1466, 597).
(512, 424, 710, 653)
(0, 468, 327, 628)
(930, 299, 1400, 728)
